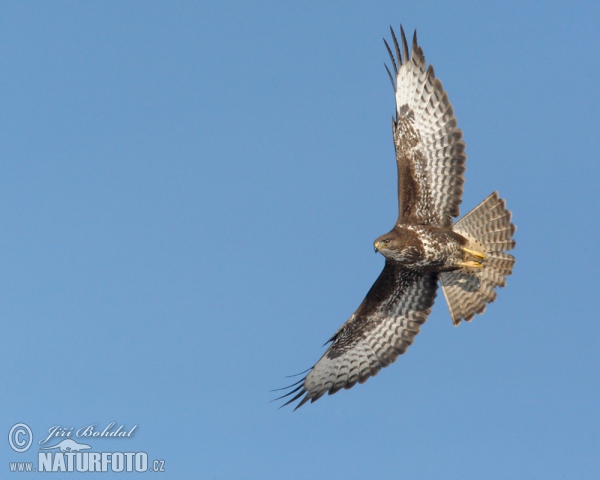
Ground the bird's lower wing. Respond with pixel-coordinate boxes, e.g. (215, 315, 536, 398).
(278, 262, 438, 409)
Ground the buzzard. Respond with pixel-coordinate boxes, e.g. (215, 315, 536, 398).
(277, 25, 516, 409)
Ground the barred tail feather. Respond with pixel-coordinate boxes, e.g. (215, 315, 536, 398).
(440, 191, 516, 325)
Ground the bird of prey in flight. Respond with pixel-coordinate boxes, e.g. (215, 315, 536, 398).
(277, 25, 516, 410)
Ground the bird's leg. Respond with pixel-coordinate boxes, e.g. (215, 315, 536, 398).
(457, 260, 483, 269)
(461, 247, 485, 260)
(458, 245, 484, 269)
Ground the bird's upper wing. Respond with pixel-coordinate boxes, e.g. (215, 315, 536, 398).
(278, 262, 438, 409)
(385, 26, 466, 228)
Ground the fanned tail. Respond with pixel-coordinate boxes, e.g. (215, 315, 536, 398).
(440, 191, 516, 325)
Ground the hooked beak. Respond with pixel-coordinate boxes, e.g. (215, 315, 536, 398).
(374, 241, 381, 253)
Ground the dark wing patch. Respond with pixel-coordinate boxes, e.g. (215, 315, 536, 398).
(277, 262, 438, 409)
(386, 26, 466, 228)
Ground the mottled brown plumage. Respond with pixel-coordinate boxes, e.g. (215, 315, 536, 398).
(277, 25, 515, 410)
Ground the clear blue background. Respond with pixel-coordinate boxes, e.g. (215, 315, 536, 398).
(1, 1, 599, 478)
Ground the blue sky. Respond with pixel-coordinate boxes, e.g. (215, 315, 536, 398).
(1, 1, 599, 478)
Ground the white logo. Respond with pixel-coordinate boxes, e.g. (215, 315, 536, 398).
(8, 423, 33, 452)
(7, 422, 166, 473)
(40, 439, 91, 452)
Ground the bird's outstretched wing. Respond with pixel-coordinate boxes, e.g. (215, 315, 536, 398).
(277, 262, 438, 409)
(385, 26, 466, 228)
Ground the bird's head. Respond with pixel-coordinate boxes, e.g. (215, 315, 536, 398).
(373, 232, 402, 256)
(374, 229, 419, 263)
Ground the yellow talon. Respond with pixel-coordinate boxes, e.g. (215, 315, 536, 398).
(457, 261, 483, 269)
(462, 247, 485, 260)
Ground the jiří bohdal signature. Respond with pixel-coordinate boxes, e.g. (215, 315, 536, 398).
(38, 422, 137, 446)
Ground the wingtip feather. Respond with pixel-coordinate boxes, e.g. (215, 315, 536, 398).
(390, 26, 402, 66)
(383, 38, 397, 75)
(400, 25, 409, 63)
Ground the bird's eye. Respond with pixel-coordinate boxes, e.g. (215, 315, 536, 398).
(383, 239, 391, 244)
